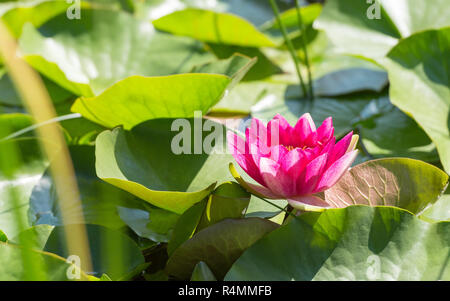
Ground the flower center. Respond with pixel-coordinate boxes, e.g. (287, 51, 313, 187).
(283, 145, 308, 152)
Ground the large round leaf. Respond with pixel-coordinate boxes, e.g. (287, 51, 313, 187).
(153, 8, 275, 47)
(95, 118, 237, 214)
(226, 206, 450, 280)
(324, 158, 449, 214)
(166, 217, 278, 280)
(382, 28, 450, 173)
(314, 0, 450, 59)
(18, 8, 216, 96)
(71, 74, 230, 129)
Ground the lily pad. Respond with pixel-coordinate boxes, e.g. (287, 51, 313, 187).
(382, 28, 450, 173)
(71, 73, 230, 129)
(314, 0, 450, 59)
(19, 8, 216, 96)
(166, 217, 278, 280)
(226, 206, 450, 280)
(153, 8, 276, 47)
(95, 118, 237, 214)
(325, 158, 449, 214)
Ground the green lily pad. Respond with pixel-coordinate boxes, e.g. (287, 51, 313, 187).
(325, 158, 449, 214)
(0, 230, 7, 242)
(153, 8, 276, 47)
(382, 28, 450, 173)
(420, 194, 450, 222)
(95, 118, 237, 214)
(19, 8, 216, 96)
(11, 224, 54, 250)
(117, 206, 180, 243)
(166, 217, 278, 280)
(191, 261, 217, 281)
(167, 200, 207, 257)
(314, 0, 450, 59)
(226, 206, 450, 280)
(0, 0, 90, 38)
(71, 74, 231, 130)
(197, 182, 250, 230)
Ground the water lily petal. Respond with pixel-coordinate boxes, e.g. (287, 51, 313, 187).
(267, 115, 291, 146)
(227, 131, 265, 185)
(259, 157, 293, 196)
(297, 153, 329, 195)
(328, 131, 353, 165)
(315, 150, 359, 192)
(316, 117, 334, 143)
(229, 163, 281, 199)
(293, 113, 316, 145)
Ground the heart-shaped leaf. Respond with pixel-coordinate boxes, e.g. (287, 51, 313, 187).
(325, 158, 448, 214)
(95, 118, 237, 214)
(226, 206, 450, 280)
(382, 28, 450, 173)
(71, 74, 231, 130)
(153, 8, 276, 47)
(166, 217, 278, 280)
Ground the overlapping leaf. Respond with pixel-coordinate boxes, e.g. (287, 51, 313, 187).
(95, 119, 237, 214)
(19, 8, 216, 96)
(382, 28, 450, 173)
(325, 158, 449, 213)
(226, 206, 450, 280)
(315, 0, 450, 59)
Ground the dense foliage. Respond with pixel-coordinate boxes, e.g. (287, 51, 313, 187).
(0, 0, 449, 281)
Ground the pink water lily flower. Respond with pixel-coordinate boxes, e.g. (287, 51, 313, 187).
(228, 114, 359, 210)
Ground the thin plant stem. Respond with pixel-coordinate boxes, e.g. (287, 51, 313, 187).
(258, 196, 299, 220)
(295, 0, 314, 101)
(269, 0, 308, 99)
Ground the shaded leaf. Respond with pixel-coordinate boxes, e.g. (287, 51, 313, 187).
(226, 206, 450, 280)
(191, 261, 217, 281)
(382, 28, 450, 173)
(95, 118, 236, 214)
(166, 217, 278, 280)
(44, 224, 145, 280)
